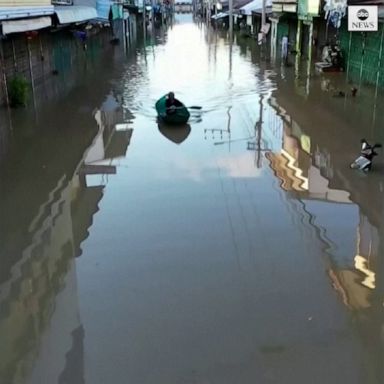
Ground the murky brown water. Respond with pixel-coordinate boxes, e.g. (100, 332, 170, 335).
(1, 14, 384, 384)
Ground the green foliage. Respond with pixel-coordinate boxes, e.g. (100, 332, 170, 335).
(8, 75, 29, 107)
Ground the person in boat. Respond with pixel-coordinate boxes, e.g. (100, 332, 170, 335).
(165, 92, 183, 114)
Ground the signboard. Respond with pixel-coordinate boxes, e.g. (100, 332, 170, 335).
(324, 0, 347, 28)
(282, 4, 297, 12)
(348, 5, 378, 31)
(298, 0, 320, 17)
(272, 3, 283, 12)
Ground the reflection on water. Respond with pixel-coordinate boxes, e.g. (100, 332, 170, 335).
(158, 123, 191, 144)
(1, 13, 384, 384)
(0, 87, 132, 383)
(265, 79, 384, 382)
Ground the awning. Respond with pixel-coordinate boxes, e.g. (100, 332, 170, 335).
(54, 5, 98, 24)
(211, 12, 229, 20)
(1, 16, 51, 35)
(0, 6, 54, 21)
(251, 6, 273, 14)
(239, 0, 272, 15)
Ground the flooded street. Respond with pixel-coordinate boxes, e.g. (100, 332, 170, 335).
(1, 14, 384, 384)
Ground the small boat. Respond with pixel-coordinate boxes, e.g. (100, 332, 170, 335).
(155, 95, 190, 124)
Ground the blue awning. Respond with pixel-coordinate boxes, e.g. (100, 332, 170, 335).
(96, 0, 112, 20)
(54, 5, 97, 24)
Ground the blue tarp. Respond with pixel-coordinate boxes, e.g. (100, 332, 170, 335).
(96, 0, 111, 20)
(74, 0, 111, 20)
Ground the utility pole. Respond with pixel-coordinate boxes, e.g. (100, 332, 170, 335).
(229, 0, 233, 34)
(143, 0, 146, 33)
(261, 0, 266, 44)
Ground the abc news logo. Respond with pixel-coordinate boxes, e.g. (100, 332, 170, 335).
(348, 6, 378, 31)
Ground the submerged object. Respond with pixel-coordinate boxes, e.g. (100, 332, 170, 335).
(350, 139, 382, 171)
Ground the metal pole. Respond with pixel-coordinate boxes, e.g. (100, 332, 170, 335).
(261, 0, 266, 44)
(208, 0, 211, 23)
(306, 20, 313, 95)
(256, 94, 263, 168)
(359, 32, 366, 89)
(143, 0, 146, 34)
(346, 31, 352, 79)
(296, 19, 302, 56)
(270, 18, 277, 60)
(0, 39, 10, 108)
(27, 37, 36, 107)
(229, 0, 233, 34)
(11, 40, 17, 71)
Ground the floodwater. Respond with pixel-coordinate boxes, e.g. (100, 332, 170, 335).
(1, 14, 384, 384)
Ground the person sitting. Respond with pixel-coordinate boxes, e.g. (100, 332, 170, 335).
(165, 92, 182, 114)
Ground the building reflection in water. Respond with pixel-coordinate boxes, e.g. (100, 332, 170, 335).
(0, 92, 133, 384)
(265, 94, 383, 382)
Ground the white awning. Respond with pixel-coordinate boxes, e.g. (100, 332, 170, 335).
(54, 5, 98, 24)
(239, 0, 272, 15)
(0, 6, 54, 21)
(2, 16, 51, 34)
(211, 12, 228, 20)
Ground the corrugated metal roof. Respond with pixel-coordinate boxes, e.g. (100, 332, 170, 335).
(1, 16, 51, 34)
(54, 5, 97, 24)
(0, 5, 54, 21)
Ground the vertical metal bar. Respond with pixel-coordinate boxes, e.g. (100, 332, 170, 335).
(27, 37, 36, 108)
(256, 94, 263, 168)
(306, 20, 313, 96)
(346, 31, 352, 79)
(11, 39, 17, 71)
(359, 32, 366, 89)
(261, 0, 266, 44)
(143, 0, 146, 34)
(374, 24, 384, 99)
(296, 19, 302, 56)
(0, 40, 10, 108)
(307, 20, 313, 60)
(270, 18, 278, 61)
